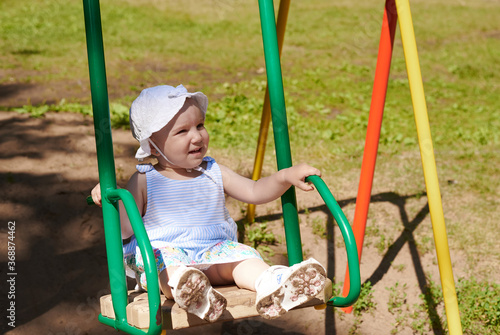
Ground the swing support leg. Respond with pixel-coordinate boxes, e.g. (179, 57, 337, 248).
(341, 0, 397, 313)
(340, 1, 463, 333)
(396, 1, 462, 333)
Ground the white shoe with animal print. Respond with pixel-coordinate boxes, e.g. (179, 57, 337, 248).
(255, 258, 326, 319)
(168, 266, 226, 322)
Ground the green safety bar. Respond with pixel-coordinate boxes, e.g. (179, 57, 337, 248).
(305, 176, 361, 307)
(83, 0, 162, 334)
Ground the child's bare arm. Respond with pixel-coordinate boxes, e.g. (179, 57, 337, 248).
(90, 172, 146, 239)
(220, 163, 320, 205)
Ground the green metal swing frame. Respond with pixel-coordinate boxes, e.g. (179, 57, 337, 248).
(82, 0, 360, 334)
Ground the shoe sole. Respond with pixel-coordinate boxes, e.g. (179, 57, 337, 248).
(256, 261, 326, 319)
(173, 268, 227, 322)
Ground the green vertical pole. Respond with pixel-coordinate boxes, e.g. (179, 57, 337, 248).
(84, 1, 162, 333)
(82, 0, 128, 325)
(258, 0, 302, 265)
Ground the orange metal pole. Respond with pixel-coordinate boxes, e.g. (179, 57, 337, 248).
(341, 0, 398, 313)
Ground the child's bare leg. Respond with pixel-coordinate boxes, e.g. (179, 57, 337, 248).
(159, 267, 179, 299)
(233, 259, 270, 290)
(203, 258, 270, 291)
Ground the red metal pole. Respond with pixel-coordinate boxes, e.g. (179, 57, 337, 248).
(341, 0, 398, 313)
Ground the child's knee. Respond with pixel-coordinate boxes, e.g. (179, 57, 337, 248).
(205, 263, 235, 285)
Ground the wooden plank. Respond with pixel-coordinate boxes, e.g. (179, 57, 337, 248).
(100, 278, 332, 330)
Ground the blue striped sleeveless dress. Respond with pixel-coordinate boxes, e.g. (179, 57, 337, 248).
(123, 156, 262, 287)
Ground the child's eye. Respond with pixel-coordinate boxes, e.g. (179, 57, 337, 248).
(197, 123, 205, 129)
(176, 129, 187, 135)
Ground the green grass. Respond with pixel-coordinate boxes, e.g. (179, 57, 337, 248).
(409, 277, 500, 334)
(2, 0, 499, 332)
(455, 277, 500, 333)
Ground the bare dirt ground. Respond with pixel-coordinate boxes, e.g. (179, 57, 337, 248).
(0, 80, 469, 335)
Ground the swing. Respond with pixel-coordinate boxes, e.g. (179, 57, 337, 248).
(83, 0, 360, 333)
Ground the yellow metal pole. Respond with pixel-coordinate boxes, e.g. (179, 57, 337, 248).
(395, 1, 462, 334)
(247, 0, 290, 222)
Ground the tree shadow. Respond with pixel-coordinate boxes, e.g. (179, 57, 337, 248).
(0, 113, 115, 333)
(0, 83, 36, 106)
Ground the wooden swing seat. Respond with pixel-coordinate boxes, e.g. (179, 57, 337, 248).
(100, 279, 332, 330)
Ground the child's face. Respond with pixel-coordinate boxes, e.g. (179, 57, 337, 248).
(150, 99, 209, 169)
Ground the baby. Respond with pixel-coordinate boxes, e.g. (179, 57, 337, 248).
(91, 84, 327, 322)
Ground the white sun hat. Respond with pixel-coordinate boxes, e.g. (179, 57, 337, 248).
(130, 84, 208, 160)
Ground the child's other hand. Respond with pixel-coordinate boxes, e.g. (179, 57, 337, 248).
(284, 163, 321, 191)
(91, 183, 102, 207)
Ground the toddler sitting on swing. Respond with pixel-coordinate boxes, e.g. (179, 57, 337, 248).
(91, 84, 327, 322)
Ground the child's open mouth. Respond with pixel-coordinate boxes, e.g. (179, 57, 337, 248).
(189, 148, 203, 155)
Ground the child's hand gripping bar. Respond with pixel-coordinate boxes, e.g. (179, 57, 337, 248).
(305, 175, 361, 307)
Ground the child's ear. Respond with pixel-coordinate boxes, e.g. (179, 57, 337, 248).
(149, 142, 159, 156)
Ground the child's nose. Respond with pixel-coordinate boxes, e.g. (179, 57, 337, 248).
(191, 129, 203, 142)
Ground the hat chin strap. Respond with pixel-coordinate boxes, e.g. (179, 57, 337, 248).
(147, 138, 202, 173)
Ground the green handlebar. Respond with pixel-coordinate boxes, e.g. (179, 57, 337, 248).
(305, 175, 361, 307)
(105, 189, 162, 334)
(86, 192, 161, 334)
(86, 195, 94, 205)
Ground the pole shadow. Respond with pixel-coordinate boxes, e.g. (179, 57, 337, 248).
(241, 190, 444, 334)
